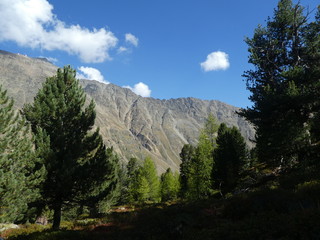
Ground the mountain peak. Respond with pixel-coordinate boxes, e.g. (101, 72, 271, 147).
(0, 50, 255, 172)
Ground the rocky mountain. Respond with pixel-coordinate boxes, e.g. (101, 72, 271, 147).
(0, 50, 255, 172)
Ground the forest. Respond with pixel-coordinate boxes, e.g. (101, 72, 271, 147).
(0, 0, 320, 239)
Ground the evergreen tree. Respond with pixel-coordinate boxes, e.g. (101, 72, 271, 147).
(160, 168, 180, 202)
(135, 157, 160, 202)
(203, 113, 219, 146)
(22, 66, 118, 229)
(83, 147, 120, 216)
(239, 0, 320, 167)
(136, 172, 150, 203)
(0, 85, 44, 223)
(179, 144, 195, 198)
(303, 6, 320, 164)
(179, 115, 219, 200)
(186, 131, 214, 200)
(124, 157, 140, 204)
(213, 123, 248, 194)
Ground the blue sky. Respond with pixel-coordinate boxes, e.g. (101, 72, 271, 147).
(0, 0, 318, 108)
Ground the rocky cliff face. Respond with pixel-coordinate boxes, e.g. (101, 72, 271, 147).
(0, 50, 255, 172)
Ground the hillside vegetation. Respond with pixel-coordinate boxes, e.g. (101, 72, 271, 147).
(0, 0, 320, 239)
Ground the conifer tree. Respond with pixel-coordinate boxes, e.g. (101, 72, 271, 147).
(0, 85, 44, 222)
(136, 157, 160, 202)
(239, 0, 320, 167)
(160, 168, 180, 202)
(213, 123, 248, 194)
(179, 144, 195, 198)
(124, 157, 140, 204)
(303, 6, 320, 164)
(179, 115, 219, 200)
(136, 173, 150, 203)
(81, 147, 120, 216)
(23, 66, 118, 229)
(187, 131, 214, 200)
(203, 113, 219, 146)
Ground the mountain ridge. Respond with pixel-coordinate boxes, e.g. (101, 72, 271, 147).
(0, 50, 255, 172)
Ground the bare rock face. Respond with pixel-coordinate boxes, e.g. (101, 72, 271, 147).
(0, 50, 255, 172)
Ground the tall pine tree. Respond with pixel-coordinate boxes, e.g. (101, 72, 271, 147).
(239, 0, 320, 168)
(23, 66, 118, 229)
(0, 85, 44, 223)
(213, 123, 248, 194)
(179, 144, 195, 198)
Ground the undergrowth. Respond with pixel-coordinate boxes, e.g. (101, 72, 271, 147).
(2, 181, 320, 240)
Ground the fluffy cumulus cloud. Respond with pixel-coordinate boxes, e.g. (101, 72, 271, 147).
(125, 33, 139, 47)
(0, 0, 118, 63)
(77, 66, 108, 84)
(200, 51, 230, 72)
(124, 82, 151, 97)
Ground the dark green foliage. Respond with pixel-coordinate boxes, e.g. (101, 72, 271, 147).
(22, 66, 119, 229)
(213, 123, 248, 194)
(0, 85, 44, 223)
(160, 168, 180, 202)
(179, 144, 195, 198)
(84, 147, 120, 216)
(239, 0, 320, 167)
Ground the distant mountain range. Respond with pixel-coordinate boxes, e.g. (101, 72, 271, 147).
(0, 50, 255, 172)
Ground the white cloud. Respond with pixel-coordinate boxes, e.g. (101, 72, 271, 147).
(0, 0, 118, 63)
(77, 66, 108, 84)
(200, 51, 230, 72)
(117, 46, 128, 54)
(38, 56, 58, 63)
(125, 33, 139, 47)
(123, 82, 151, 97)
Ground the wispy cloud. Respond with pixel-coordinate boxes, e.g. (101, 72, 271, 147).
(125, 33, 139, 47)
(200, 51, 230, 72)
(38, 56, 58, 63)
(77, 66, 108, 84)
(123, 82, 151, 97)
(117, 46, 128, 54)
(0, 0, 118, 63)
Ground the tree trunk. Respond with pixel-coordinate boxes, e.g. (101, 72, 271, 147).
(52, 203, 62, 230)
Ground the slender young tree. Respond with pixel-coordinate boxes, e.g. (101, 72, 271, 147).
(179, 144, 195, 198)
(136, 172, 150, 203)
(23, 66, 118, 229)
(186, 131, 214, 200)
(179, 115, 219, 200)
(141, 156, 160, 202)
(0, 85, 44, 223)
(160, 168, 180, 202)
(135, 157, 160, 202)
(124, 157, 140, 204)
(203, 113, 219, 146)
